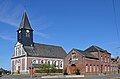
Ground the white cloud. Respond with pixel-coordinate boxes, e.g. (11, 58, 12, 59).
(0, 0, 22, 27)
(34, 31, 49, 39)
(0, 34, 15, 42)
(0, 0, 50, 39)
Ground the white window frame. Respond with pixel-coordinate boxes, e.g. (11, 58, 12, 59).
(86, 64, 88, 72)
(105, 56, 107, 62)
(40, 60, 45, 64)
(93, 65, 95, 72)
(90, 65, 92, 72)
(105, 65, 106, 72)
(108, 66, 109, 71)
(32, 59, 38, 64)
(101, 56, 103, 61)
(59, 61, 63, 69)
(108, 57, 109, 62)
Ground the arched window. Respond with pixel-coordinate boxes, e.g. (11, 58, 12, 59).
(108, 66, 109, 71)
(40, 60, 45, 64)
(108, 57, 109, 62)
(105, 65, 106, 72)
(86, 64, 88, 72)
(101, 56, 103, 61)
(47, 60, 52, 65)
(59, 61, 63, 68)
(47, 60, 50, 65)
(26, 30, 30, 37)
(97, 65, 99, 72)
(105, 56, 107, 62)
(90, 64, 92, 72)
(93, 65, 95, 72)
(54, 61, 58, 67)
(32, 59, 38, 64)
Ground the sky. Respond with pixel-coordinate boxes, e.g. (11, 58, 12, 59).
(0, 0, 120, 70)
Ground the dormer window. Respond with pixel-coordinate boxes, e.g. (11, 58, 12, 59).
(26, 30, 30, 37)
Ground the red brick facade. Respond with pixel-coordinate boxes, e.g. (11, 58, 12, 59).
(64, 47, 119, 75)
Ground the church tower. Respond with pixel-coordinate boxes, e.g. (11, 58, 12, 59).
(17, 10, 33, 46)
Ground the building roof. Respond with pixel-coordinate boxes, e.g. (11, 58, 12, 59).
(84, 45, 111, 55)
(18, 10, 33, 30)
(24, 43, 67, 59)
(84, 45, 105, 52)
(73, 49, 98, 59)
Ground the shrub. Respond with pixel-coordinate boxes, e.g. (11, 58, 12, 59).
(63, 68, 68, 75)
(35, 70, 41, 73)
(76, 68, 80, 75)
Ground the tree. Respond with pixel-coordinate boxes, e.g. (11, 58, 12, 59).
(38, 63, 57, 74)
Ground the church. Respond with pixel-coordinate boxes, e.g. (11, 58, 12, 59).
(11, 10, 67, 74)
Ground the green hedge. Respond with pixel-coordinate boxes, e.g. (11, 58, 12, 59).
(35, 69, 63, 73)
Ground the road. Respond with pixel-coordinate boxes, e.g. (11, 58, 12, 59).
(1, 74, 120, 79)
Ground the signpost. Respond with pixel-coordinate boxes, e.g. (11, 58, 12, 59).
(31, 63, 32, 78)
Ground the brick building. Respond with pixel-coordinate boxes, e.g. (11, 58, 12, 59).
(11, 10, 67, 74)
(111, 57, 120, 74)
(64, 45, 112, 75)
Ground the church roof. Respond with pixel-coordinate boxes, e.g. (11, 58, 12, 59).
(18, 10, 33, 30)
(24, 43, 67, 59)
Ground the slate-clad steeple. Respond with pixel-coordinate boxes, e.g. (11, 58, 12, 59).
(18, 10, 33, 30)
(17, 10, 33, 46)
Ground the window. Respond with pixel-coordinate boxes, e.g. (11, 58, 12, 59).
(47, 60, 50, 65)
(101, 56, 103, 61)
(90, 65, 92, 72)
(111, 66, 112, 72)
(54, 61, 58, 67)
(97, 65, 99, 72)
(108, 66, 109, 71)
(50, 60, 52, 65)
(93, 65, 95, 72)
(47, 60, 52, 65)
(18, 47, 21, 56)
(60, 61, 63, 68)
(16, 46, 21, 56)
(40, 60, 45, 64)
(105, 56, 106, 62)
(72, 53, 78, 60)
(19, 30, 21, 39)
(32, 60, 38, 64)
(26, 30, 30, 37)
(105, 65, 106, 72)
(108, 57, 109, 62)
(86, 64, 88, 72)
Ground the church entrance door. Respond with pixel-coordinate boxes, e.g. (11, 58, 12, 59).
(17, 66, 20, 74)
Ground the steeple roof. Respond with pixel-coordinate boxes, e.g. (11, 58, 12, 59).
(18, 10, 33, 30)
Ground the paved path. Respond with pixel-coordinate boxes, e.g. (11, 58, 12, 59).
(1, 74, 120, 79)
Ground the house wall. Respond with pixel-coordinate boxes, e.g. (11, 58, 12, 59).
(64, 50, 86, 75)
(64, 49, 114, 75)
(11, 57, 26, 74)
(27, 57, 64, 74)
